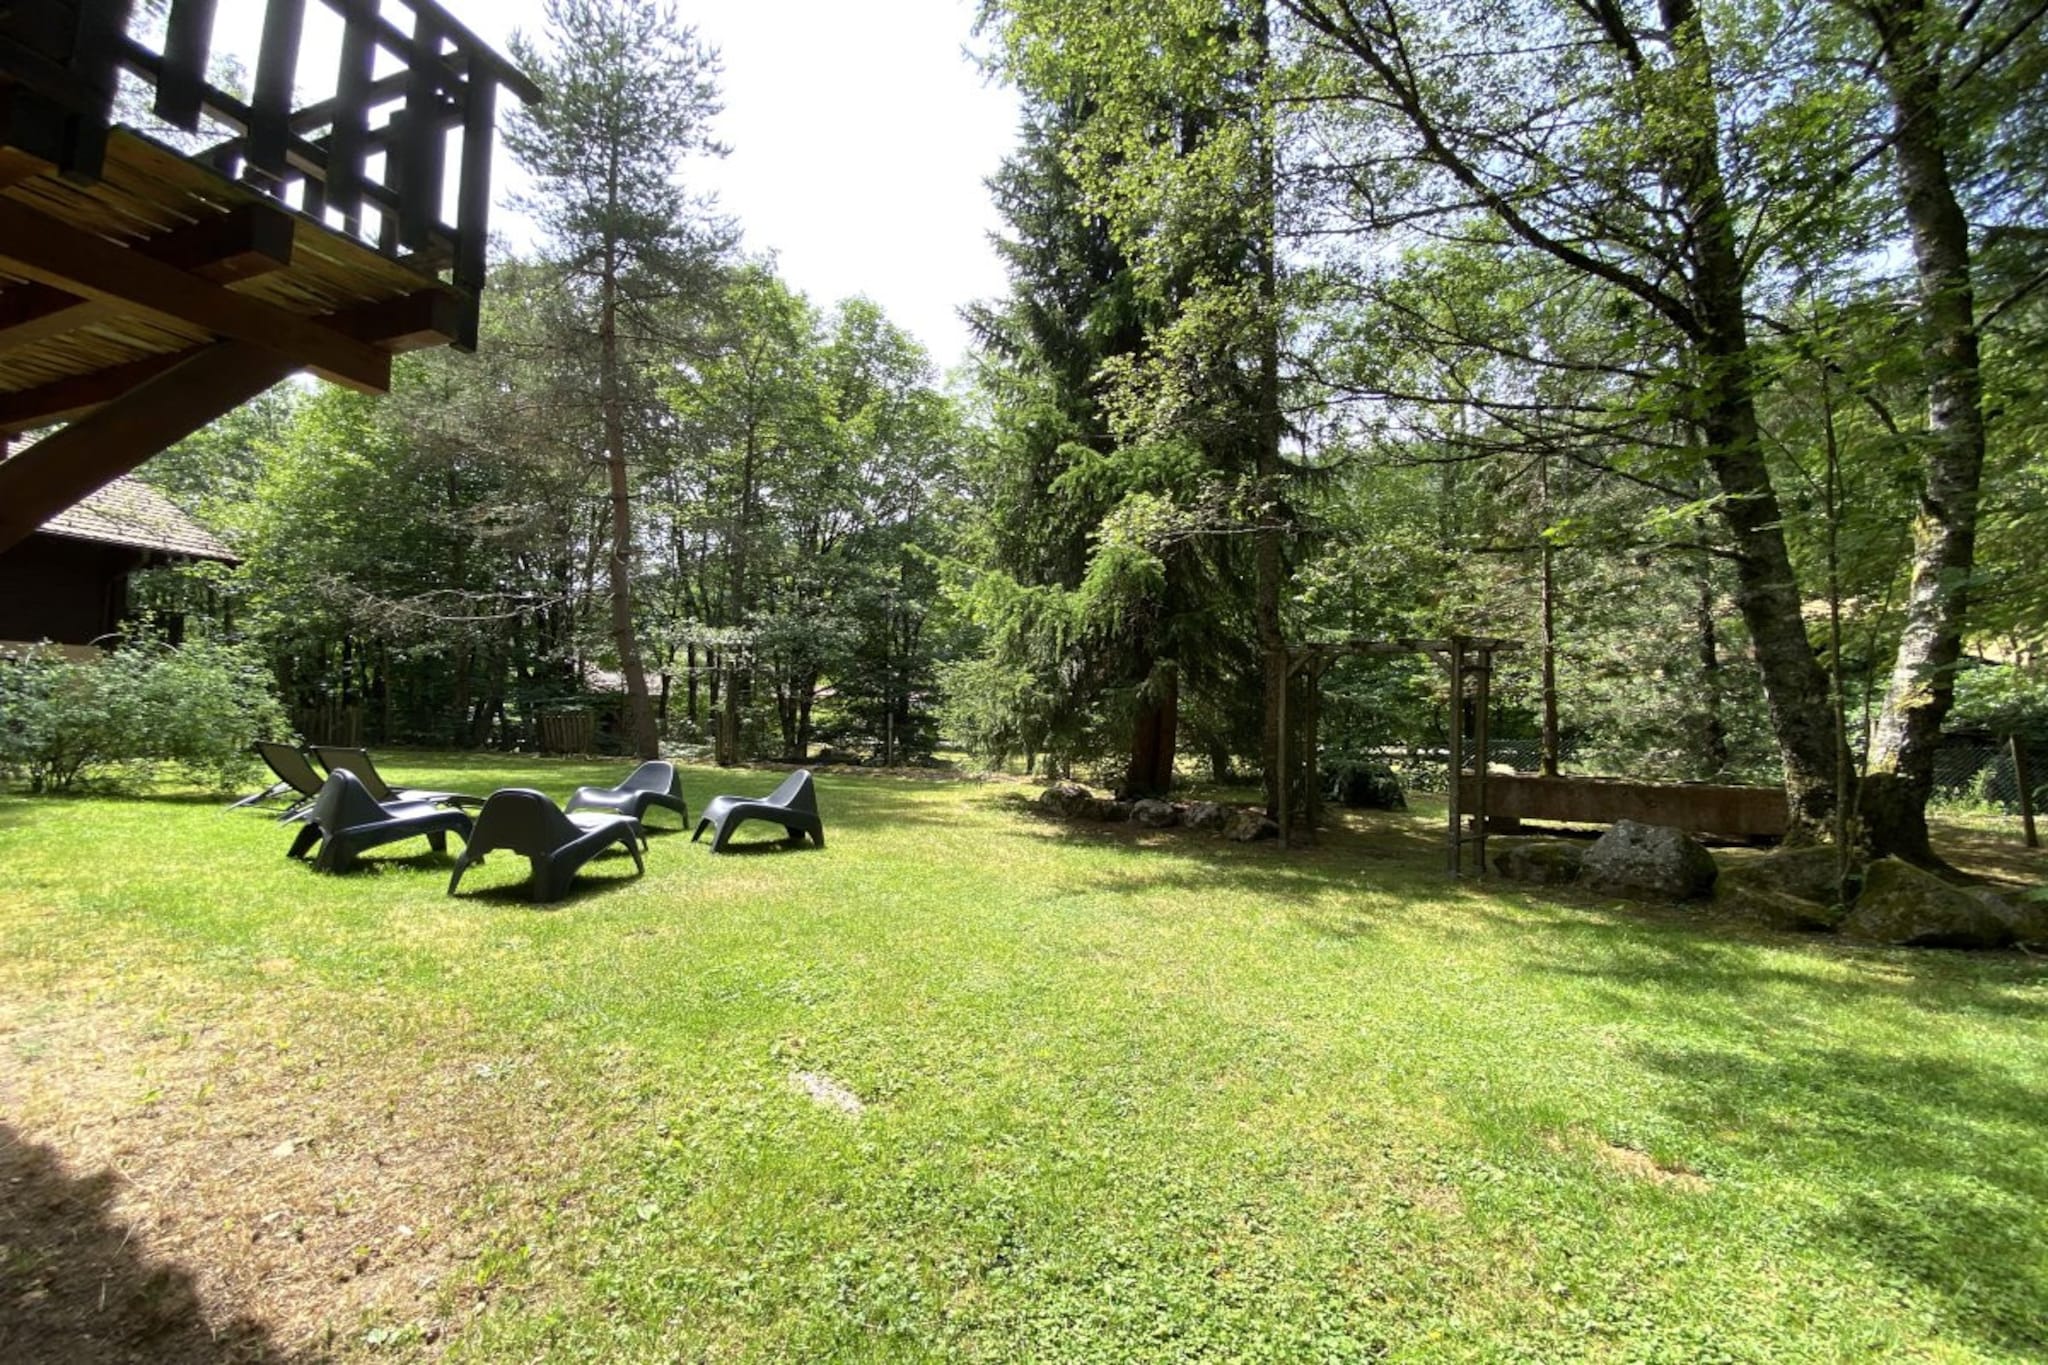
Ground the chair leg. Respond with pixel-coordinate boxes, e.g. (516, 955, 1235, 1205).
(448, 854, 473, 895)
(625, 832, 645, 877)
(287, 824, 321, 860)
(691, 818, 709, 843)
(428, 830, 448, 855)
(529, 857, 552, 904)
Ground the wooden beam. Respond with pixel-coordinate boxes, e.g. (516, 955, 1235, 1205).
(0, 340, 296, 554)
(0, 197, 389, 392)
(0, 288, 463, 433)
(0, 202, 296, 355)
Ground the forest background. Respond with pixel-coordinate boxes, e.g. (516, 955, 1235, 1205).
(112, 0, 2048, 859)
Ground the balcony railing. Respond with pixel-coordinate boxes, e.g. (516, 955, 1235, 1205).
(1, 0, 540, 346)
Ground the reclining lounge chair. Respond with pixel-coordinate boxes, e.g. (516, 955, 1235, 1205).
(447, 788, 644, 904)
(312, 745, 485, 809)
(692, 769, 825, 853)
(286, 771, 474, 873)
(230, 741, 327, 818)
(566, 760, 689, 833)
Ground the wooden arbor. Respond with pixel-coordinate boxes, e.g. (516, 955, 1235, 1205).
(1275, 636, 1519, 875)
(0, 0, 540, 552)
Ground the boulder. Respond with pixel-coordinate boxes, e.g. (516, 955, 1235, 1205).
(1840, 859, 2014, 949)
(1184, 801, 1231, 833)
(1225, 810, 1279, 843)
(1984, 890, 2048, 951)
(1037, 782, 1098, 819)
(1581, 820, 1719, 901)
(1327, 761, 1407, 811)
(1715, 846, 1855, 932)
(1129, 799, 1180, 829)
(812, 746, 863, 767)
(1493, 839, 1585, 886)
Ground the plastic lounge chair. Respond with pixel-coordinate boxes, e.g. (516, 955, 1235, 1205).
(286, 771, 473, 873)
(566, 760, 689, 834)
(691, 769, 825, 852)
(312, 745, 485, 808)
(229, 741, 328, 819)
(447, 788, 645, 904)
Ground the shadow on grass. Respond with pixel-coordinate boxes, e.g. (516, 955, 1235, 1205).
(0, 1122, 294, 1363)
(1500, 898, 2048, 1356)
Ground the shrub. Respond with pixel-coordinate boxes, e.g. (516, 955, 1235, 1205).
(0, 640, 288, 793)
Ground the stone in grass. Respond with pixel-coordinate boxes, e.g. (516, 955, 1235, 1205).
(1982, 889, 2048, 951)
(1184, 801, 1231, 833)
(1841, 859, 2015, 950)
(1328, 760, 1407, 811)
(1129, 799, 1180, 829)
(1580, 820, 1719, 902)
(1715, 846, 1857, 932)
(1038, 782, 1098, 819)
(1225, 810, 1279, 843)
(791, 1071, 865, 1117)
(1493, 839, 1585, 886)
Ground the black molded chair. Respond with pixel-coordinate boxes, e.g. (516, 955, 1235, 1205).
(230, 741, 327, 818)
(312, 745, 485, 808)
(286, 771, 473, 873)
(448, 788, 645, 904)
(692, 769, 825, 852)
(567, 760, 689, 833)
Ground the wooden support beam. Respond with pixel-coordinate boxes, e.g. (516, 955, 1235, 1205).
(0, 340, 296, 554)
(0, 202, 296, 354)
(0, 287, 461, 432)
(0, 197, 389, 392)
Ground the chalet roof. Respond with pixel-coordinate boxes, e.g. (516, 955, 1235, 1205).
(39, 476, 237, 564)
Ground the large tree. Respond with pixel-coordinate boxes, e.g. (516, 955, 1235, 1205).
(507, 0, 730, 758)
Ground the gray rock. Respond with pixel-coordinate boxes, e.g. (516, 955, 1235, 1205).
(1581, 820, 1719, 901)
(1129, 799, 1180, 828)
(1225, 810, 1279, 843)
(1098, 800, 1133, 823)
(1326, 760, 1407, 810)
(1840, 859, 2014, 949)
(1983, 890, 2048, 950)
(1038, 782, 1098, 819)
(1715, 847, 1855, 932)
(1493, 839, 1585, 885)
(1184, 801, 1231, 832)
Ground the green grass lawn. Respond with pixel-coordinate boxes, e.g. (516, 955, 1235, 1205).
(3, 755, 2045, 1362)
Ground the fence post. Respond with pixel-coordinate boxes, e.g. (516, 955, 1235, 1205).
(2011, 735, 2039, 850)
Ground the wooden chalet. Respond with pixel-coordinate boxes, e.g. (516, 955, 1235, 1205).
(0, 0, 538, 553)
(0, 470, 235, 651)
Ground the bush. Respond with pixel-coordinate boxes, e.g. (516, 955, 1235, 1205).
(0, 640, 288, 794)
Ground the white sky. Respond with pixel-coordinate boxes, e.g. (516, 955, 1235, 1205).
(201, 0, 1021, 369)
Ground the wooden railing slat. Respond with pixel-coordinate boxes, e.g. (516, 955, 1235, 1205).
(246, 0, 305, 181)
(154, 0, 217, 131)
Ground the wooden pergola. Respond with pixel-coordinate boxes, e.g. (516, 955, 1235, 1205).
(1275, 635, 1520, 875)
(0, 0, 540, 551)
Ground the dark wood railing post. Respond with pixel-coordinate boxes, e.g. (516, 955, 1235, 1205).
(155, 0, 218, 130)
(246, 0, 305, 183)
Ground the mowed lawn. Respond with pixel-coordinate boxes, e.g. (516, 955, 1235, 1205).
(2, 756, 2044, 1362)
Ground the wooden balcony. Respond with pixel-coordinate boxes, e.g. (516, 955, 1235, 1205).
(0, 0, 538, 551)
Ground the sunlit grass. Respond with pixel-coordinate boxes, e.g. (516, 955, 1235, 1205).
(3, 755, 2044, 1361)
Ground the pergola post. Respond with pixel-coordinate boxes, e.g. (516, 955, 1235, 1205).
(1446, 635, 1466, 876)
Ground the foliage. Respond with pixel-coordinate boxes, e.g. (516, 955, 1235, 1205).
(0, 639, 287, 794)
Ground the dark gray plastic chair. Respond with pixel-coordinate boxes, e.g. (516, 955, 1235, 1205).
(312, 745, 485, 808)
(567, 760, 688, 833)
(286, 770, 473, 873)
(447, 788, 644, 904)
(230, 741, 326, 818)
(692, 769, 824, 852)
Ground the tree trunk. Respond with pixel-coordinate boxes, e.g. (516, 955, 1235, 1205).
(1857, 0, 1988, 865)
(1662, 0, 1839, 834)
(1537, 455, 1561, 778)
(1251, 3, 1292, 819)
(1693, 545, 1730, 776)
(1123, 661, 1180, 798)
(599, 255, 660, 759)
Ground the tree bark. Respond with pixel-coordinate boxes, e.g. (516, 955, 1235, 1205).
(1857, 0, 1988, 865)
(1661, 0, 1840, 833)
(1123, 661, 1180, 798)
(599, 250, 660, 759)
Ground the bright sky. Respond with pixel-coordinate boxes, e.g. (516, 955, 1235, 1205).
(202, 0, 1021, 369)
